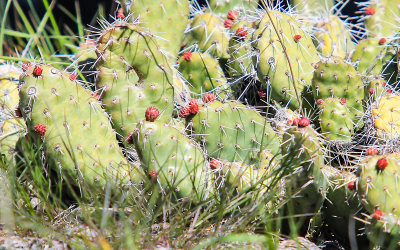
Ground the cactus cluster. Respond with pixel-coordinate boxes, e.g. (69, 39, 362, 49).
(4, 0, 400, 248)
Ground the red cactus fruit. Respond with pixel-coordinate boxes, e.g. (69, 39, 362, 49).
(292, 117, 300, 126)
(33, 65, 43, 77)
(22, 62, 31, 71)
(314, 64, 319, 69)
(365, 7, 376, 15)
(202, 93, 216, 103)
(347, 181, 356, 191)
(373, 210, 383, 220)
(183, 51, 193, 62)
(369, 88, 375, 94)
(189, 99, 199, 114)
(179, 107, 191, 118)
(367, 147, 378, 156)
(382, 82, 387, 87)
(379, 38, 386, 45)
(227, 10, 238, 20)
(293, 34, 302, 42)
(145, 106, 160, 122)
(69, 74, 76, 81)
(224, 19, 233, 28)
(387, 89, 393, 93)
(298, 117, 310, 127)
(210, 159, 220, 170)
(258, 90, 266, 98)
(117, 8, 125, 19)
(340, 98, 346, 104)
(317, 99, 324, 104)
(149, 170, 157, 179)
(235, 28, 247, 38)
(34, 124, 47, 136)
(376, 158, 388, 171)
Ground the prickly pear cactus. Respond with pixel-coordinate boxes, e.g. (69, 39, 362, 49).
(253, 10, 319, 110)
(227, 18, 254, 78)
(96, 22, 174, 139)
(178, 51, 231, 98)
(281, 125, 328, 233)
(0, 118, 24, 163)
(352, 38, 387, 75)
(218, 150, 279, 194)
(364, 76, 387, 104)
(318, 98, 354, 142)
(183, 13, 230, 60)
(361, 0, 400, 38)
(0, 64, 22, 118)
(119, 0, 190, 56)
(190, 100, 280, 165)
(313, 15, 355, 58)
(312, 57, 364, 125)
(209, 0, 258, 15)
(370, 94, 400, 139)
(133, 119, 209, 202)
(322, 167, 365, 244)
(19, 64, 142, 188)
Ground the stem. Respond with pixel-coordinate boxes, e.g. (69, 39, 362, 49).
(260, 0, 304, 116)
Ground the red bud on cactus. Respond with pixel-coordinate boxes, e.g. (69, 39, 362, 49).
(382, 82, 387, 87)
(34, 124, 47, 136)
(227, 10, 238, 20)
(22, 62, 31, 71)
(117, 8, 125, 19)
(369, 88, 375, 94)
(258, 90, 266, 98)
(298, 117, 310, 127)
(347, 181, 356, 191)
(179, 107, 191, 118)
(340, 98, 346, 104)
(293, 117, 300, 126)
(183, 51, 192, 62)
(293, 34, 302, 42)
(189, 99, 199, 114)
(145, 107, 160, 122)
(379, 38, 386, 45)
(365, 7, 376, 15)
(92, 93, 100, 100)
(314, 64, 319, 69)
(235, 28, 247, 38)
(69, 74, 76, 81)
(376, 158, 388, 171)
(387, 89, 393, 93)
(149, 170, 157, 179)
(224, 19, 233, 28)
(367, 147, 378, 156)
(317, 99, 324, 104)
(373, 210, 383, 220)
(202, 93, 216, 103)
(210, 159, 220, 170)
(33, 65, 43, 77)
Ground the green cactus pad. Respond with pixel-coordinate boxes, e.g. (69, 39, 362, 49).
(319, 98, 354, 142)
(120, 0, 190, 56)
(191, 100, 280, 165)
(96, 22, 174, 139)
(312, 57, 364, 125)
(134, 120, 209, 202)
(183, 13, 230, 60)
(19, 64, 143, 188)
(178, 52, 231, 99)
(253, 10, 319, 110)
